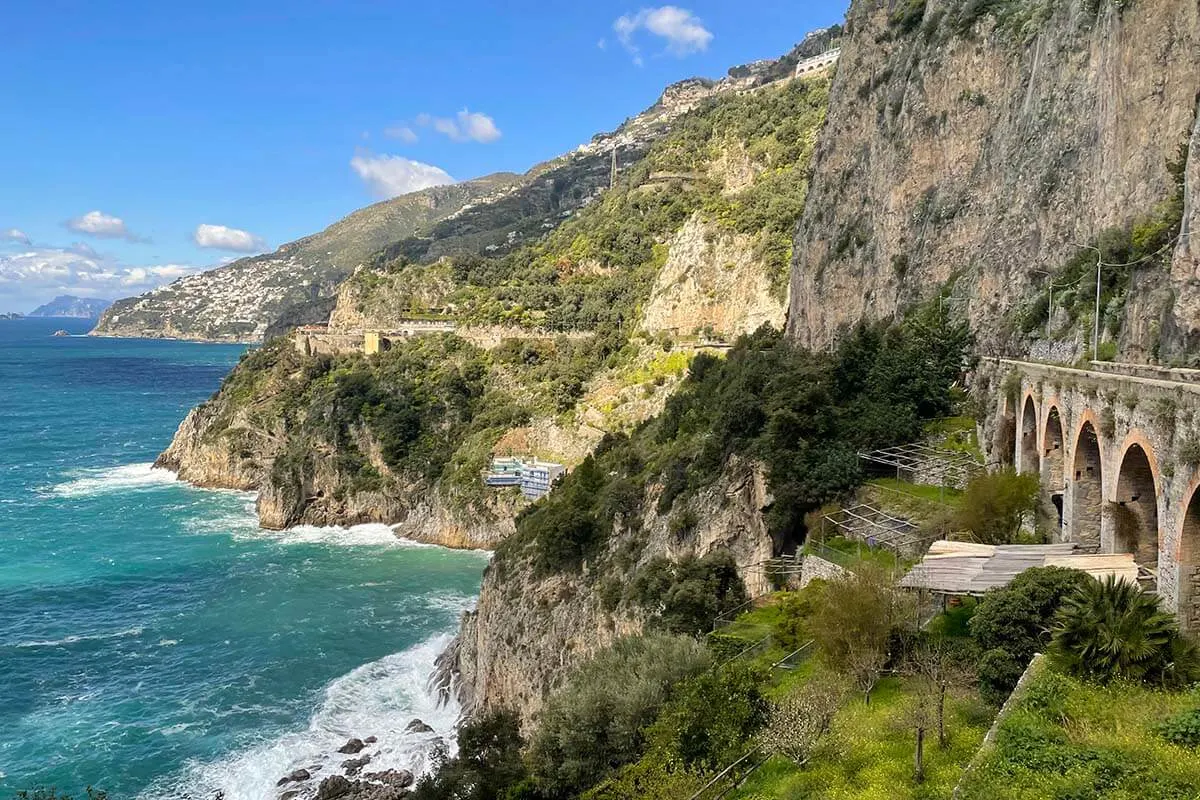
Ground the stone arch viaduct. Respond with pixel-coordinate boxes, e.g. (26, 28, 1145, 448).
(979, 358, 1200, 630)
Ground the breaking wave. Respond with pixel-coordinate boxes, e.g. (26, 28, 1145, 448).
(47, 463, 177, 498)
(141, 634, 460, 800)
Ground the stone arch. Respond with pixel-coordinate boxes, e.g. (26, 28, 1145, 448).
(993, 395, 1016, 468)
(1043, 406, 1066, 534)
(1020, 394, 1039, 474)
(1179, 483, 1200, 631)
(1070, 417, 1103, 551)
(1111, 434, 1161, 571)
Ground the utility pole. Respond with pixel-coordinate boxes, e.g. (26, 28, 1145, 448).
(1093, 249, 1101, 359)
(1071, 243, 1104, 359)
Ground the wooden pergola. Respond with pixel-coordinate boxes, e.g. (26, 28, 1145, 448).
(898, 540, 1138, 596)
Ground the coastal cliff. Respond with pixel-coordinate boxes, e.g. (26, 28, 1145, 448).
(156, 41, 832, 549)
(454, 457, 774, 723)
(785, 0, 1200, 362)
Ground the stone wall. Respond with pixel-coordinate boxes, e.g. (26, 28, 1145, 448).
(798, 554, 850, 589)
(978, 357, 1200, 627)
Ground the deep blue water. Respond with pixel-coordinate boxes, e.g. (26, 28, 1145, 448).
(0, 319, 489, 799)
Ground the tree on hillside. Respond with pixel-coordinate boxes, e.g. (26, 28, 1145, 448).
(969, 566, 1091, 704)
(757, 674, 844, 766)
(810, 565, 916, 703)
(409, 709, 526, 800)
(1050, 574, 1200, 688)
(955, 468, 1040, 545)
(528, 634, 709, 797)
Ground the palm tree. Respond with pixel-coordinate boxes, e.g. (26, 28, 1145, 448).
(1050, 575, 1200, 687)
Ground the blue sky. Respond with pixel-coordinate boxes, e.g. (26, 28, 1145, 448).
(0, 0, 846, 312)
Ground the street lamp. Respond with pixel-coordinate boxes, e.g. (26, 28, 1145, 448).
(1030, 269, 1084, 340)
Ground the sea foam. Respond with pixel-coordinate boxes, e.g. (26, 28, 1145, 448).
(48, 463, 178, 498)
(142, 634, 461, 800)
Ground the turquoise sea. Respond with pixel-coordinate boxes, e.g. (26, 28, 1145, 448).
(0, 318, 490, 798)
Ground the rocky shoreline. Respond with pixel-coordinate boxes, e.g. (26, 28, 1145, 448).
(262, 725, 437, 800)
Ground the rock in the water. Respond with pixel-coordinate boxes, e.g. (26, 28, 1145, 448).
(279, 792, 301, 800)
(405, 719, 435, 734)
(363, 735, 377, 744)
(316, 775, 354, 800)
(277, 768, 312, 786)
(364, 769, 414, 789)
(337, 737, 366, 754)
(341, 754, 372, 777)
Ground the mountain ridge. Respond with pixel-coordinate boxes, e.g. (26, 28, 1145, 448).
(91, 33, 836, 344)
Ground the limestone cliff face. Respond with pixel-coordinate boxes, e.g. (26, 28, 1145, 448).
(642, 213, 787, 338)
(453, 457, 775, 724)
(786, 0, 1200, 361)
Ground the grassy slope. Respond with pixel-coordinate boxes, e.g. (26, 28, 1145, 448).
(957, 667, 1200, 800)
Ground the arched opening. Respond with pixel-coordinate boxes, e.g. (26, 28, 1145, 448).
(1070, 421, 1103, 550)
(994, 411, 1015, 468)
(1181, 488, 1200, 631)
(1043, 408, 1065, 534)
(1112, 443, 1159, 571)
(1020, 395, 1039, 474)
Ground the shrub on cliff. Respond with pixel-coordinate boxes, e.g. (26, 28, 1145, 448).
(626, 550, 748, 636)
(409, 709, 527, 800)
(527, 634, 709, 797)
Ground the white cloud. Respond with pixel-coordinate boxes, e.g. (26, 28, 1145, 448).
(350, 153, 455, 199)
(192, 223, 267, 253)
(65, 210, 145, 242)
(418, 109, 502, 143)
(2, 228, 30, 245)
(384, 125, 419, 144)
(0, 246, 199, 302)
(614, 6, 713, 63)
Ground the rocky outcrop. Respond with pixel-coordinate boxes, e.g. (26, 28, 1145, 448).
(786, 0, 1200, 361)
(156, 358, 517, 549)
(453, 457, 775, 725)
(642, 213, 787, 338)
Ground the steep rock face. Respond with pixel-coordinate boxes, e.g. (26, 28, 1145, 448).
(786, 0, 1200, 360)
(92, 176, 518, 343)
(154, 347, 517, 549)
(453, 457, 774, 724)
(642, 213, 787, 338)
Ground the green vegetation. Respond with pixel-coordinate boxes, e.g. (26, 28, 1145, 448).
(954, 468, 1040, 545)
(410, 710, 527, 800)
(1050, 575, 1200, 688)
(527, 634, 710, 797)
(627, 550, 749, 636)
(1156, 706, 1200, 748)
(969, 567, 1093, 704)
(365, 75, 830, 331)
(1017, 139, 1189, 343)
(809, 565, 914, 702)
(509, 305, 973, 576)
(958, 665, 1200, 799)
